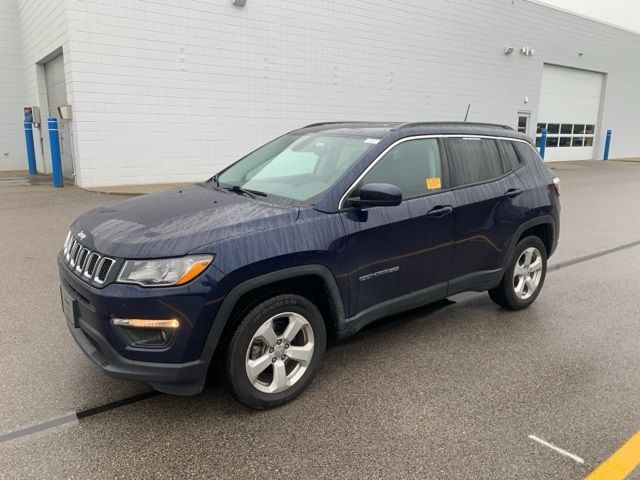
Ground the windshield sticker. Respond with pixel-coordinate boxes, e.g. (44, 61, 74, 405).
(426, 177, 442, 190)
(364, 138, 380, 144)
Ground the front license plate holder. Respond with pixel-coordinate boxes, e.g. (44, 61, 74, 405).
(61, 287, 79, 328)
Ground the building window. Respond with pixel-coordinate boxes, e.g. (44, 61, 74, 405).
(535, 122, 596, 148)
(517, 116, 528, 134)
(559, 137, 571, 147)
(547, 123, 560, 134)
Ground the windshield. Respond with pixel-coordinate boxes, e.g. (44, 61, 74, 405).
(214, 132, 376, 204)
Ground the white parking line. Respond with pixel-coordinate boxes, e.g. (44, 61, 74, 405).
(528, 435, 585, 464)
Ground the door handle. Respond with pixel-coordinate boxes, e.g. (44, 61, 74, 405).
(504, 188, 522, 199)
(427, 205, 453, 218)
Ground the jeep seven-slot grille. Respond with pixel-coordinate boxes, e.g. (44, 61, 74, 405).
(63, 234, 115, 285)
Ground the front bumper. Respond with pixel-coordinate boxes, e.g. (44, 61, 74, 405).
(58, 251, 224, 395)
(65, 304, 208, 395)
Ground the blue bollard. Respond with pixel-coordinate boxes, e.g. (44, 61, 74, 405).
(24, 121, 37, 174)
(603, 129, 612, 160)
(539, 128, 547, 159)
(48, 117, 63, 188)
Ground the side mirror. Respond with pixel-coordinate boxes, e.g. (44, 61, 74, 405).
(348, 183, 402, 207)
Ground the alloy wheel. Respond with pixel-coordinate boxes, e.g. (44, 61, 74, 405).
(513, 246, 543, 300)
(245, 312, 315, 394)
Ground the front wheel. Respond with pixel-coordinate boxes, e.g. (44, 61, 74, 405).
(225, 294, 326, 409)
(489, 236, 547, 310)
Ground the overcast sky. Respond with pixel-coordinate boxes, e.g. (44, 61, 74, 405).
(537, 0, 640, 34)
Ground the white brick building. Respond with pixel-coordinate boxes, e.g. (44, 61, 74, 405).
(1, 0, 639, 187)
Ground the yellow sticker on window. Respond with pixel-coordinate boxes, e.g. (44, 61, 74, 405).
(426, 177, 441, 190)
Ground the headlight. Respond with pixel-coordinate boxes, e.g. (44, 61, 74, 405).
(117, 254, 213, 287)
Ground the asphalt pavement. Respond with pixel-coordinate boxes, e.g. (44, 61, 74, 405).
(1, 160, 639, 479)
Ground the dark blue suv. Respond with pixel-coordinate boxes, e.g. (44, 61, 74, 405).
(59, 122, 560, 409)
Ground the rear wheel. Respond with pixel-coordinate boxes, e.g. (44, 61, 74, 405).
(489, 236, 547, 310)
(225, 294, 326, 409)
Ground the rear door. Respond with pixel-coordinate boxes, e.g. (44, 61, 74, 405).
(339, 137, 456, 318)
(445, 137, 526, 293)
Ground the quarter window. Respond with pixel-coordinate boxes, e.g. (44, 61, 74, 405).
(446, 138, 506, 187)
(496, 140, 521, 170)
(359, 138, 443, 199)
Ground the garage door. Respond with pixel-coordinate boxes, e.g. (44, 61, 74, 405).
(536, 65, 604, 161)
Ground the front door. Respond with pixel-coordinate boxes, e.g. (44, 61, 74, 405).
(339, 137, 456, 323)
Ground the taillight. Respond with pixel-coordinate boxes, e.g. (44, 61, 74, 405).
(552, 177, 560, 195)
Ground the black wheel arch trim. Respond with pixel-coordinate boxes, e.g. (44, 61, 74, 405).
(198, 265, 345, 367)
(503, 215, 557, 270)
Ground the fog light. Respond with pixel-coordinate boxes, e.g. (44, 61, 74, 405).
(112, 318, 179, 329)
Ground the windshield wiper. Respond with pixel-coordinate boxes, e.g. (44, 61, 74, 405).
(223, 185, 268, 198)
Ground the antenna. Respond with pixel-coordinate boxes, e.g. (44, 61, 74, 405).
(464, 104, 471, 122)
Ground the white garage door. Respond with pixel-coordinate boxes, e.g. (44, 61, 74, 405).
(536, 65, 604, 161)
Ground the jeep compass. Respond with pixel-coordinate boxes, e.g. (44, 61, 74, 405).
(59, 121, 560, 409)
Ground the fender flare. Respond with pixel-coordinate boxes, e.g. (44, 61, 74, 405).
(502, 215, 557, 270)
(198, 265, 345, 365)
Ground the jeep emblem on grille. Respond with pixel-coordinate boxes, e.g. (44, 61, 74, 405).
(77, 231, 86, 240)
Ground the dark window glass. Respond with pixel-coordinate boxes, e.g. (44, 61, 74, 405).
(446, 138, 505, 187)
(559, 137, 571, 147)
(573, 124, 585, 134)
(561, 124, 572, 134)
(536, 123, 546, 134)
(546, 136, 559, 147)
(360, 138, 442, 198)
(572, 137, 584, 147)
(535, 137, 541, 147)
(518, 116, 528, 133)
(547, 123, 560, 134)
(513, 138, 543, 163)
(585, 124, 595, 134)
(584, 137, 594, 146)
(497, 140, 521, 170)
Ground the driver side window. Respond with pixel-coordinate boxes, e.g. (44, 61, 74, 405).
(360, 138, 443, 199)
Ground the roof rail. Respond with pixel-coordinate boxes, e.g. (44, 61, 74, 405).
(303, 121, 364, 128)
(393, 121, 514, 131)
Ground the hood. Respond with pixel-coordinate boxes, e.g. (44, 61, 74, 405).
(71, 184, 299, 258)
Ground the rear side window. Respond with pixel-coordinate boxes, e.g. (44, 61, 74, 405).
(496, 140, 521, 171)
(446, 138, 507, 187)
(359, 138, 443, 198)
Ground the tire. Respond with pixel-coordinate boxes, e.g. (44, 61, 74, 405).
(489, 236, 547, 310)
(225, 294, 326, 409)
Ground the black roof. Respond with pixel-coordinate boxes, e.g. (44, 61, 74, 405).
(300, 121, 531, 142)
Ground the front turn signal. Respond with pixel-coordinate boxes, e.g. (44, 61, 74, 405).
(112, 318, 180, 329)
(175, 258, 213, 286)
